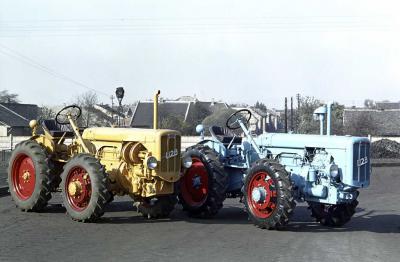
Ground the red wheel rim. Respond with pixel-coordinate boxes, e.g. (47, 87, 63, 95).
(65, 166, 92, 211)
(247, 171, 278, 218)
(11, 153, 36, 200)
(180, 157, 209, 207)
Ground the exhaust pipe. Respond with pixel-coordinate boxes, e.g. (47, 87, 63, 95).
(154, 90, 160, 130)
(326, 101, 333, 136)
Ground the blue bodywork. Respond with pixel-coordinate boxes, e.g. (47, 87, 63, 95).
(199, 123, 371, 205)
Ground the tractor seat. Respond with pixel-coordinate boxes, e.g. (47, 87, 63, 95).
(209, 126, 242, 146)
(41, 120, 74, 138)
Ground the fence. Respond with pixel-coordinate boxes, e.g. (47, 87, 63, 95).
(0, 150, 11, 189)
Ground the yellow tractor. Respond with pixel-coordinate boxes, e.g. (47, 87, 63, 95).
(7, 91, 191, 221)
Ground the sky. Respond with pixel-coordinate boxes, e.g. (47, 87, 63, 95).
(0, 0, 399, 109)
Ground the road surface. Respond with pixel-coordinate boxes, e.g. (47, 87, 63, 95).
(0, 166, 399, 262)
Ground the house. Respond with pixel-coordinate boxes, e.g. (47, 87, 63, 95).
(130, 96, 229, 128)
(343, 108, 400, 136)
(0, 103, 38, 136)
(375, 101, 400, 110)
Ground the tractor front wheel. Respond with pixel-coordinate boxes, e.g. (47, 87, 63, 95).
(244, 160, 295, 229)
(138, 195, 177, 219)
(308, 198, 359, 227)
(8, 140, 52, 211)
(61, 154, 109, 222)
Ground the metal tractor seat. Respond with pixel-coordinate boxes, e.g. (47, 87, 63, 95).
(41, 120, 74, 138)
(209, 126, 242, 146)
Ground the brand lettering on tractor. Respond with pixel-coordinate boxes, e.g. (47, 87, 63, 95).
(357, 156, 368, 167)
(165, 149, 178, 159)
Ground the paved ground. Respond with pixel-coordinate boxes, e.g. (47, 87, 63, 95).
(0, 166, 399, 262)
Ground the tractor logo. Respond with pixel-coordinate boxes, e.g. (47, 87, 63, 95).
(165, 149, 178, 159)
(357, 156, 368, 167)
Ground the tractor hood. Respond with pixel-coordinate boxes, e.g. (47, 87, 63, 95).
(256, 133, 370, 150)
(82, 127, 180, 143)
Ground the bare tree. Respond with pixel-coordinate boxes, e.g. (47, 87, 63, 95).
(73, 91, 111, 127)
(38, 105, 56, 120)
(297, 96, 322, 134)
(0, 90, 19, 103)
(202, 108, 236, 131)
(74, 91, 98, 127)
(364, 99, 375, 109)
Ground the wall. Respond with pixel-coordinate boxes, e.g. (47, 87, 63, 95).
(181, 136, 211, 151)
(0, 136, 30, 150)
(0, 126, 7, 136)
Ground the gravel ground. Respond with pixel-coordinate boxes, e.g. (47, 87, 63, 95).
(0, 166, 399, 262)
(371, 139, 400, 158)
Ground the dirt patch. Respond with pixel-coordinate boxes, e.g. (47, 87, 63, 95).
(371, 139, 400, 159)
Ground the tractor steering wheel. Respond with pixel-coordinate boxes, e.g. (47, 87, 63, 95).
(226, 109, 252, 130)
(56, 105, 82, 125)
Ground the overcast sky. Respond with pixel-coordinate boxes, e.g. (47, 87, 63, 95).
(0, 0, 399, 108)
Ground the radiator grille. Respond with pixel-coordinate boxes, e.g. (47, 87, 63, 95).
(352, 141, 370, 185)
(161, 134, 181, 173)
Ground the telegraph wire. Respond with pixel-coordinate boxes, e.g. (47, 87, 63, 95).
(0, 15, 393, 37)
(0, 44, 109, 97)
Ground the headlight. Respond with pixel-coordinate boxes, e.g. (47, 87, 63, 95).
(146, 156, 158, 170)
(329, 164, 339, 180)
(182, 156, 193, 169)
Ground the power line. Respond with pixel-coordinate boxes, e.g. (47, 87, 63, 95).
(0, 43, 109, 97)
(0, 15, 393, 37)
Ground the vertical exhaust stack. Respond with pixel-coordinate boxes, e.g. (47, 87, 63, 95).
(154, 90, 160, 130)
(326, 101, 333, 136)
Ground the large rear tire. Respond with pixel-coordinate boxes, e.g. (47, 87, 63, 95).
(178, 145, 228, 218)
(244, 159, 295, 229)
(308, 198, 359, 227)
(8, 140, 52, 211)
(61, 154, 109, 222)
(138, 195, 177, 219)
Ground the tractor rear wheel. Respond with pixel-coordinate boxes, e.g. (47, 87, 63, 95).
(308, 198, 359, 227)
(138, 195, 177, 219)
(61, 154, 109, 222)
(8, 140, 52, 211)
(179, 145, 228, 218)
(244, 160, 295, 229)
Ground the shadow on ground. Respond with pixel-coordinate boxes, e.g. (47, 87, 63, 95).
(40, 200, 400, 233)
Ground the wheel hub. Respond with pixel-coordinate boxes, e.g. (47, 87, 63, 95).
(192, 175, 202, 189)
(252, 187, 267, 203)
(22, 170, 31, 182)
(68, 180, 83, 197)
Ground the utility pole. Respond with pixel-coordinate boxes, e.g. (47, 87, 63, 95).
(284, 97, 288, 133)
(296, 93, 301, 132)
(290, 97, 293, 132)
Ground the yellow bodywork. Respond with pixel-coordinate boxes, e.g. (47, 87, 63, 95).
(82, 127, 181, 197)
(30, 90, 182, 199)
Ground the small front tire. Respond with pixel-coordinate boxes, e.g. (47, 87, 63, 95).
(308, 198, 359, 227)
(61, 154, 109, 222)
(244, 160, 295, 229)
(138, 195, 177, 219)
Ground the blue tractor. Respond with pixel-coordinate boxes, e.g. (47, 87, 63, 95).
(179, 104, 370, 229)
